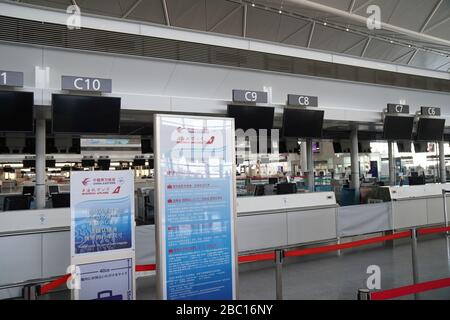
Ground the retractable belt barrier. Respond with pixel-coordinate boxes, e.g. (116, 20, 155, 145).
(370, 277, 450, 300)
(36, 225, 450, 298)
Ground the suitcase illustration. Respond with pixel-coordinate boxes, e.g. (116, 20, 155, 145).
(95, 290, 123, 300)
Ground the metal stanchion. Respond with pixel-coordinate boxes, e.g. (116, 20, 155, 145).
(275, 249, 284, 300)
(443, 190, 449, 236)
(357, 288, 371, 300)
(23, 285, 37, 300)
(410, 228, 420, 300)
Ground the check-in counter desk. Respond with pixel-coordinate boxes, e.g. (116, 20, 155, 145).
(236, 192, 338, 252)
(386, 183, 450, 229)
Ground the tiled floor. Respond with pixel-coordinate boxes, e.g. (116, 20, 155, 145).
(136, 234, 450, 300)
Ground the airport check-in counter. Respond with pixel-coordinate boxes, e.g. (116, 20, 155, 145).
(385, 183, 450, 229)
(236, 192, 338, 252)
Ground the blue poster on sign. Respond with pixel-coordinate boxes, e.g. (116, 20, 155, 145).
(73, 196, 132, 254)
(156, 115, 237, 300)
(71, 171, 135, 256)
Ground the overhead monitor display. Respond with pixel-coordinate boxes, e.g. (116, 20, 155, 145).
(383, 115, 415, 141)
(227, 105, 274, 131)
(52, 94, 121, 134)
(0, 91, 34, 132)
(282, 109, 324, 138)
(416, 118, 445, 142)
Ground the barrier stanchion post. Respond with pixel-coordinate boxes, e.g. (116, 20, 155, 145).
(275, 249, 284, 300)
(443, 190, 449, 236)
(410, 228, 420, 300)
(357, 288, 371, 300)
(23, 285, 37, 300)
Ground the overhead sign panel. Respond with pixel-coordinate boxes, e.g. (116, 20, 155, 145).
(387, 104, 410, 114)
(287, 94, 318, 107)
(0, 70, 24, 87)
(62, 76, 112, 93)
(232, 89, 268, 104)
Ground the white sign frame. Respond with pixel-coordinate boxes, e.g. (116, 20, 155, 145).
(154, 114, 238, 300)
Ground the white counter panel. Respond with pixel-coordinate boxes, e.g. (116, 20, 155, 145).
(237, 213, 288, 252)
(0, 208, 70, 234)
(392, 199, 428, 229)
(388, 183, 450, 200)
(426, 197, 450, 225)
(287, 208, 337, 245)
(237, 192, 336, 214)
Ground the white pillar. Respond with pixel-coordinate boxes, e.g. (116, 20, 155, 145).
(439, 140, 446, 183)
(388, 141, 396, 186)
(301, 140, 308, 174)
(35, 117, 46, 209)
(350, 127, 360, 202)
(306, 139, 314, 192)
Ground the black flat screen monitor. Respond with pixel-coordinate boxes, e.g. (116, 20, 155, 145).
(141, 138, 153, 154)
(3, 195, 31, 211)
(52, 94, 121, 134)
(276, 183, 297, 195)
(48, 185, 59, 195)
(23, 159, 36, 168)
(22, 186, 35, 196)
(52, 193, 70, 208)
(383, 116, 415, 141)
(98, 158, 111, 170)
(81, 159, 96, 167)
(227, 105, 274, 131)
(333, 142, 343, 153)
(397, 142, 412, 153)
(0, 91, 34, 132)
(133, 158, 146, 166)
(414, 142, 428, 153)
(282, 109, 324, 138)
(46, 159, 56, 168)
(416, 118, 445, 141)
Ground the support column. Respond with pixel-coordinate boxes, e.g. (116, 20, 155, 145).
(388, 142, 396, 186)
(439, 140, 446, 183)
(301, 140, 308, 174)
(306, 139, 314, 192)
(350, 127, 360, 203)
(35, 116, 46, 209)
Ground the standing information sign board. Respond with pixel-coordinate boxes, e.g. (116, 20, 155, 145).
(154, 114, 238, 300)
(70, 170, 136, 300)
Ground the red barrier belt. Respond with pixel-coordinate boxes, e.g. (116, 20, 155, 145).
(36, 225, 449, 296)
(238, 252, 275, 263)
(371, 277, 450, 300)
(136, 264, 156, 272)
(285, 231, 411, 258)
(418, 226, 450, 236)
(39, 274, 71, 296)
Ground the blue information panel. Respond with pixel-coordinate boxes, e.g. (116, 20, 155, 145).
(155, 115, 237, 300)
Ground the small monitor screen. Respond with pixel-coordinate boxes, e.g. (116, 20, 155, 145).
(227, 105, 274, 131)
(52, 94, 121, 134)
(383, 116, 414, 141)
(0, 91, 34, 132)
(81, 159, 96, 167)
(416, 118, 445, 141)
(282, 109, 324, 138)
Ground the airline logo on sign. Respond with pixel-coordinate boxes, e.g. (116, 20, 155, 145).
(387, 104, 410, 114)
(80, 176, 124, 195)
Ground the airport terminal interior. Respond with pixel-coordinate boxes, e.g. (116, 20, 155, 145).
(0, 0, 450, 302)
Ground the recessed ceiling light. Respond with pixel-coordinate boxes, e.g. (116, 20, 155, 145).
(323, 22, 327, 26)
(252, 3, 255, 7)
(279, 10, 282, 14)
(346, 28, 349, 32)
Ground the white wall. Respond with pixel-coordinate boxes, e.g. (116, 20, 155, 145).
(1, 42, 449, 124)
